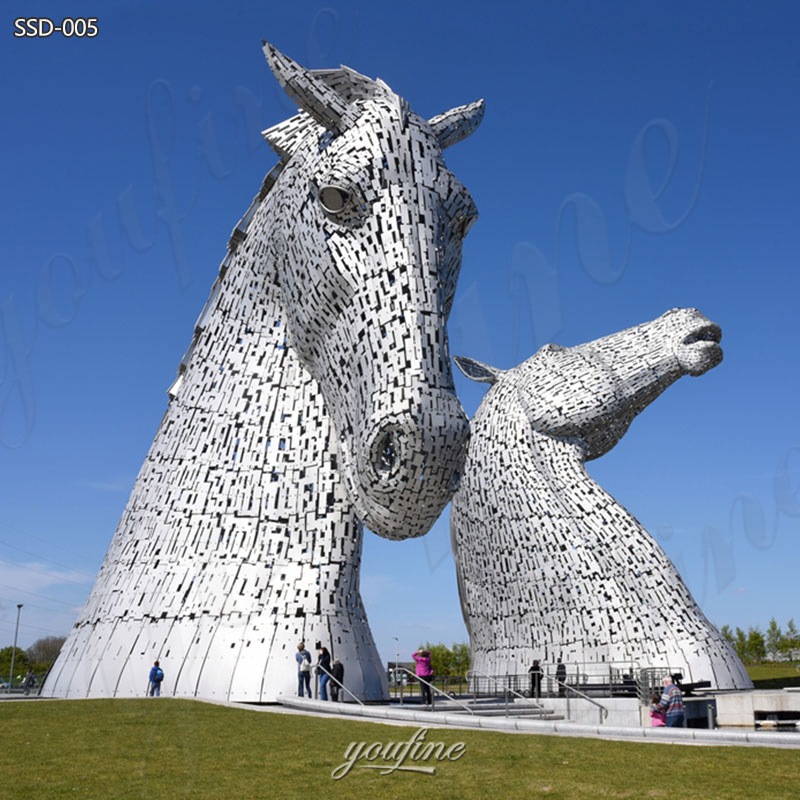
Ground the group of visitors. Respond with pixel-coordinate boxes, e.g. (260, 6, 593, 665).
(146, 643, 348, 701)
(295, 642, 345, 701)
(289, 642, 446, 707)
(147, 648, 686, 727)
(525, 660, 686, 728)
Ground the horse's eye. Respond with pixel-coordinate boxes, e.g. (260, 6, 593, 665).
(319, 185, 351, 214)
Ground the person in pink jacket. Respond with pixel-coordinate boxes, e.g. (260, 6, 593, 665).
(649, 691, 667, 727)
(413, 646, 434, 706)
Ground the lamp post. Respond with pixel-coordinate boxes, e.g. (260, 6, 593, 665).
(8, 603, 23, 693)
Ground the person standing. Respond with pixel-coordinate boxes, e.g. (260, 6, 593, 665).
(148, 660, 164, 697)
(528, 659, 542, 699)
(330, 658, 345, 702)
(296, 642, 312, 698)
(555, 658, 567, 697)
(21, 670, 37, 696)
(412, 646, 434, 706)
(317, 645, 332, 700)
(657, 675, 685, 727)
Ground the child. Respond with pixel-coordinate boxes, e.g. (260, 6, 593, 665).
(649, 691, 666, 727)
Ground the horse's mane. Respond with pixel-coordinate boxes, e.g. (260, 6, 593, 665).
(261, 66, 403, 160)
(311, 66, 389, 103)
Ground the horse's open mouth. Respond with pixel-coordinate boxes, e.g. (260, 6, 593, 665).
(682, 324, 721, 347)
(677, 319, 723, 376)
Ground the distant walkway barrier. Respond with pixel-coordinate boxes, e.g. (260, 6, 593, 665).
(393, 667, 475, 715)
(466, 669, 548, 716)
(467, 667, 620, 725)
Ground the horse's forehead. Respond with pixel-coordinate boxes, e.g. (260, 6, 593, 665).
(319, 105, 469, 194)
(352, 102, 437, 151)
(510, 345, 581, 387)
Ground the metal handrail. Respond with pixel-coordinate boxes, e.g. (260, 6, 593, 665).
(468, 670, 609, 725)
(552, 677, 609, 725)
(393, 666, 474, 715)
(537, 660, 641, 689)
(466, 669, 547, 715)
(315, 664, 364, 706)
(638, 666, 688, 705)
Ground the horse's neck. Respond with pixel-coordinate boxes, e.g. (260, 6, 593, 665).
(157, 180, 351, 533)
(467, 385, 687, 589)
(462, 386, 586, 518)
(464, 377, 667, 541)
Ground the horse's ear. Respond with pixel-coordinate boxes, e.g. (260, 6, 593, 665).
(263, 42, 356, 133)
(429, 100, 485, 150)
(454, 355, 504, 385)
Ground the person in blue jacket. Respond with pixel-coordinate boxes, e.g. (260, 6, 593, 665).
(148, 660, 164, 697)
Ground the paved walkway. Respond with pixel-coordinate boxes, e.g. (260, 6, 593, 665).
(270, 695, 800, 749)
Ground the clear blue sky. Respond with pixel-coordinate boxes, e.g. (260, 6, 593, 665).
(1, 1, 798, 667)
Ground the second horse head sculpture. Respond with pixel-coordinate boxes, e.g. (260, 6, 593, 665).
(452, 309, 752, 690)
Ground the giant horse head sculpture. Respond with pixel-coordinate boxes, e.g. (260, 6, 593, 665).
(457, 307, 724, 461)
(260, 44, 483, 539)
(450, 309, 751, 689)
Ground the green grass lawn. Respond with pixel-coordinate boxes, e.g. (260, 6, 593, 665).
(1, 698, 798, 800)
(748, 662, 800, 689)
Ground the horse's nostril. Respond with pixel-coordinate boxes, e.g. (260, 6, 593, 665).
(449, 468, 461, 492)
(376, 432, 399, 473)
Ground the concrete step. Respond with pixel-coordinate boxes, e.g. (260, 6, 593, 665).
(432, 700, 564, 720)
